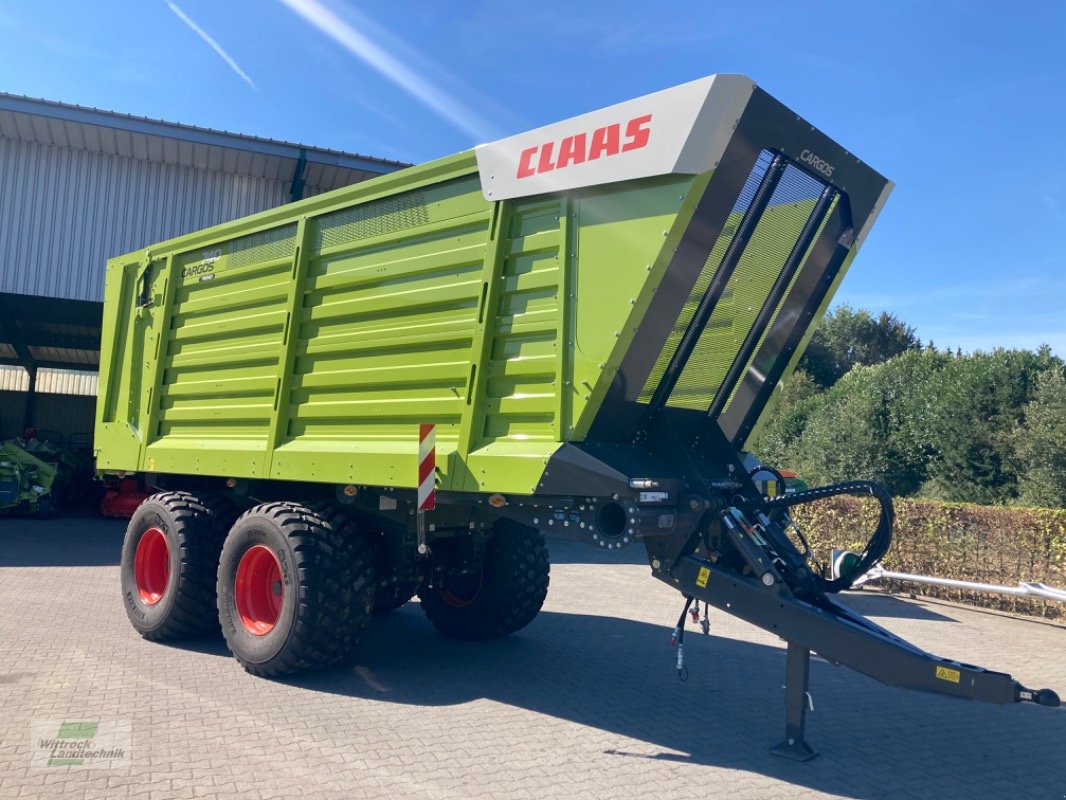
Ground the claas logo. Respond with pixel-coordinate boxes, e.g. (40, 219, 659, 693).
(516, 114, 653, 179)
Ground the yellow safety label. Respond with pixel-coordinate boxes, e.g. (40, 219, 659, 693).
(696, 567, 710, 588)
(936, 665, 961, 684)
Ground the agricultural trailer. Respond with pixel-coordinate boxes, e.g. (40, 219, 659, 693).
(95, 74, 1059, 759)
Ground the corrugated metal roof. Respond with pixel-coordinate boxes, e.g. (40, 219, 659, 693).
(28, 346, 100, 366)
(0, 93, 416, 373)
(0, 294, 102, 371)
(0, 94, 412, 306)
(0, 92, 408, 182)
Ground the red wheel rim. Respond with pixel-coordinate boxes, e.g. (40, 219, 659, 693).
(235, 545, 284, 635)
(133, 527, 170, 605)
(440, 571, 483, 609)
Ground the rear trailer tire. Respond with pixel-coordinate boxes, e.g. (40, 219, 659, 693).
(419, 521, 549, 641)
(216, 502, 375, 677)
(119, 491, 228, 641)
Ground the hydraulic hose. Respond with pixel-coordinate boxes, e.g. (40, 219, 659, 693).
(763, 480, 894, 593)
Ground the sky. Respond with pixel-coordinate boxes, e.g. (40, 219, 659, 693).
(0, 0, 1064, 356)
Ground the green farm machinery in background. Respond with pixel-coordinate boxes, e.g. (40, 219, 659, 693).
(95, 74, 1059, 758)
(0, 434, 72, 517)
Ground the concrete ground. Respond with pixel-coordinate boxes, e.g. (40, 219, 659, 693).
(1, 511, 1064, 800)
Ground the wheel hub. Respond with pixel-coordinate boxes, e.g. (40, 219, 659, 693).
(133, 527, 170, 605)
(235, 545, 284, 635)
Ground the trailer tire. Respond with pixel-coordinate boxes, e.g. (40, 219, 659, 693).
(120, 491, 228, 641)
(419, 521, 549, 640)
(216, 502, 375, 677)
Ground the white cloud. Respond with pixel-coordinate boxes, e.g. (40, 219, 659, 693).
(165, 2, 256, 89)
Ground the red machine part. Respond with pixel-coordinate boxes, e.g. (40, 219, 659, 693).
(100, 478, 157, 519)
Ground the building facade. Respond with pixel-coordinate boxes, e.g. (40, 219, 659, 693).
(0, 92, 402, 440)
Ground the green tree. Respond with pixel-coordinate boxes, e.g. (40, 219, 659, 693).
(789, 350, 947, 495)
(800, 305, 921, 388)
(1012, 367, 1066, 508)
(920, 348, 1060, 504)
(750, 368, 823, 469)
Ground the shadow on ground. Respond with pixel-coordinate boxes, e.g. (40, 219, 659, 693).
(0, 509, 125, 567)
(7, 509, 1064, 798)
(836, 591, 958, 622)
(274, 603, 1065, 800)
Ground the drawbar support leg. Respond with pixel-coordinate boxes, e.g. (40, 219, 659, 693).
(771, 641, 817, 761)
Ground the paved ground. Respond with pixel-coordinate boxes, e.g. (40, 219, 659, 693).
(1, 512, 1064, 800)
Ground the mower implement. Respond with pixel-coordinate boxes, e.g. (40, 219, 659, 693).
(95, 74, 1059, 757)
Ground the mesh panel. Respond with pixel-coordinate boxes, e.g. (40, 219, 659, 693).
(721, 193, 839, 414)
(226, 224, 298, 269)
(638, 150, 775, 402)
(315, 191, 430, 250)
(666, 162, 827, 411)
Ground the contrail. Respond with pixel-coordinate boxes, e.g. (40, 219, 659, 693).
(165, 1, 256, 89)
(277, 0, 499, 141)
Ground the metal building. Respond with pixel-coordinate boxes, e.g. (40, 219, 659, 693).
(0, 92, 403, 440)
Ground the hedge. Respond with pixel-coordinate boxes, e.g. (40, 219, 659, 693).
(790, 496, 1066, 619)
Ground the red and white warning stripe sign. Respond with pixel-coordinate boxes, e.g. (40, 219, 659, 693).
(418, 423, 435, 511)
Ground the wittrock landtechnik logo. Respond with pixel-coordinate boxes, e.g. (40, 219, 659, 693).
(30, 720, 132, 769)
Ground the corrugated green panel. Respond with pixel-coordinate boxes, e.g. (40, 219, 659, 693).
(151, 227, 297, 455)
(478, 201, 565, 443)
(277, 177, 491, 460)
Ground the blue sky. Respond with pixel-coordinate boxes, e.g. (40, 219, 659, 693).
(1, 0, 1064, 355)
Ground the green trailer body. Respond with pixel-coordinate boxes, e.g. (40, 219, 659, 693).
(95, 75, 883, 498)
(96, 75, 1058, 758)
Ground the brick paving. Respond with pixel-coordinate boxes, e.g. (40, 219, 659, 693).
(1, 513, 1064, 799)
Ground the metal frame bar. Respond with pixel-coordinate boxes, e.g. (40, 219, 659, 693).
(771, 642, 817, 761)
(641, 154, 790, 426)
(137, 255, 177, 468)
(289, 148, 308, 202)
(0, 359, 96, 371)
(707, 184, 838, 420)
(457, 202, 512, 459)
(719, 201, 854, 446)
(670, 555, 1021, 705)
(263, 216, 316, 476)
(585, 143, 764, 443)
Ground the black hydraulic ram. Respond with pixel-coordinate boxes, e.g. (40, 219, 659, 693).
(663, 554, 1061, 761)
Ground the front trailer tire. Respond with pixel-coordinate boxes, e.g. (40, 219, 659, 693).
(419, 521, 549, 641)
(216, 502, 375, 677)
(120, 491, 228, 641)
